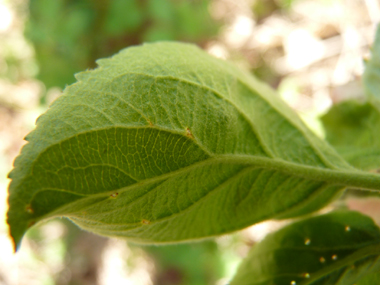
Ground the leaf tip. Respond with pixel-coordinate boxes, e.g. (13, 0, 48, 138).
(7, 216, 23, 253)
(11, 236, 19, 253)
(7, 222, 30, 253)
(7, 193, 33, 253)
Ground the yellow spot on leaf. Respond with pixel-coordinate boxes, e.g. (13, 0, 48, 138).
(25, 205, 33, 214)
(186, 127, 194, 139)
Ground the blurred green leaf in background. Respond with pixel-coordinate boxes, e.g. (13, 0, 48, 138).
(25, 0, 219, 98)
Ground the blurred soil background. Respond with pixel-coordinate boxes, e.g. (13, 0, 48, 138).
(1, 0, 380, 284)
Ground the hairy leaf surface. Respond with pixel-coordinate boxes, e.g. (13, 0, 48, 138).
(7, 42, 380, 250)
(230, 210, 380, 285)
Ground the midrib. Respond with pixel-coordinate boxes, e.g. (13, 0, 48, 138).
(37, 153, 380, 222)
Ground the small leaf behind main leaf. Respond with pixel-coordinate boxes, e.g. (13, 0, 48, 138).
(7, 42, 380, 251)
(230, 210, 380, 285)
(363, 24, 380, 101)
(321, 100, 380, 171)
(356, 271, 380, 284)
(321, 25, 380, 171)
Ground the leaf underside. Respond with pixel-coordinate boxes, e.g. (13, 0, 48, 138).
(230, 210, 380, 285)
(7, 42, 380, 250)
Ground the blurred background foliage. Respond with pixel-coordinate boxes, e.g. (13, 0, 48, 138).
(1, 0, 380, 284)
(26, 0, 218, 95)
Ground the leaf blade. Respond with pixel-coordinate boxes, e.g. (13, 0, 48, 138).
(230, 210, 380, 285)
(363, 24, 380, 101)
(7, 42, 380, 250)
(321, 100, 380, 171)
(321, 25, 380, 171)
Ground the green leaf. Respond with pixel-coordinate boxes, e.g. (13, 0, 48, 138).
(356, 271, 380, 284)
(7, 42, 380, 250)
(321, 100, 380, 171)
(103, 0, 143, 36)
(230, 210, 380, 285)
(321, 25, 380, 171)
(363, 24, 380, 101)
